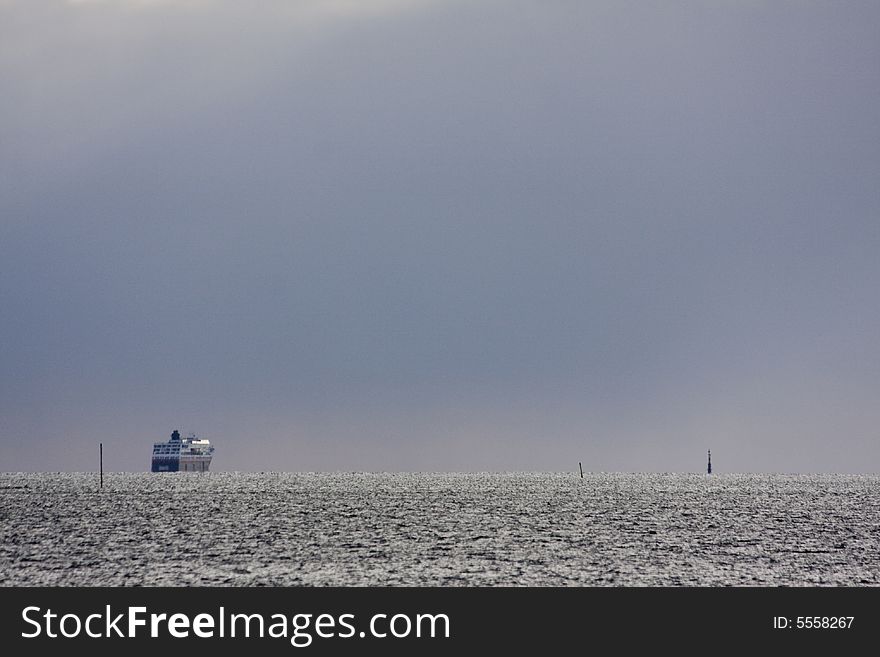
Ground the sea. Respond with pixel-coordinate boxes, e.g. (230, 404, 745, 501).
(1, 472, 878, 586)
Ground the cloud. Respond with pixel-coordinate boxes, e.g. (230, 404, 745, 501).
(61, 0, 432, 19)
(1, 1, 879, 471)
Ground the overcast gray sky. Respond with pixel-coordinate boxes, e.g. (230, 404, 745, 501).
(1, 0, 878, 473)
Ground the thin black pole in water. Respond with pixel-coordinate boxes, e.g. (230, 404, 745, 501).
(100, 442, 103, 488)
(579, 462, 583, 479)
(707, 449, 712, 475)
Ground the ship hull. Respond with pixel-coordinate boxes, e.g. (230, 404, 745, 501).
(179, 456, 212, 472)
(151, 456, 212, 472)
(151, 457, 179, 472)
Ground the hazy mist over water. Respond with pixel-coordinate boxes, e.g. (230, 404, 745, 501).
(2, 1, 880, 474)
(2, 472, 878, 586)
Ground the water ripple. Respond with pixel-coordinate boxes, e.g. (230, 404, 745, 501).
(1, 472, 878, 586)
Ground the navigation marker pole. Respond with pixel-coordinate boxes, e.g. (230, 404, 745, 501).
(100, 442, 103, 489)
(579, 462, 583, 479)
(707, 449, 712, 475)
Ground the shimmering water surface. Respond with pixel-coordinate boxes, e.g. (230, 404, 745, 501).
(1, 472, 878, 586)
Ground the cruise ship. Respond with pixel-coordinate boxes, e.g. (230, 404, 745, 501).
(151, 430, 215, 472)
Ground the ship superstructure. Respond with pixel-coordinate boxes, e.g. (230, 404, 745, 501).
(151, 430, 214, 472)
